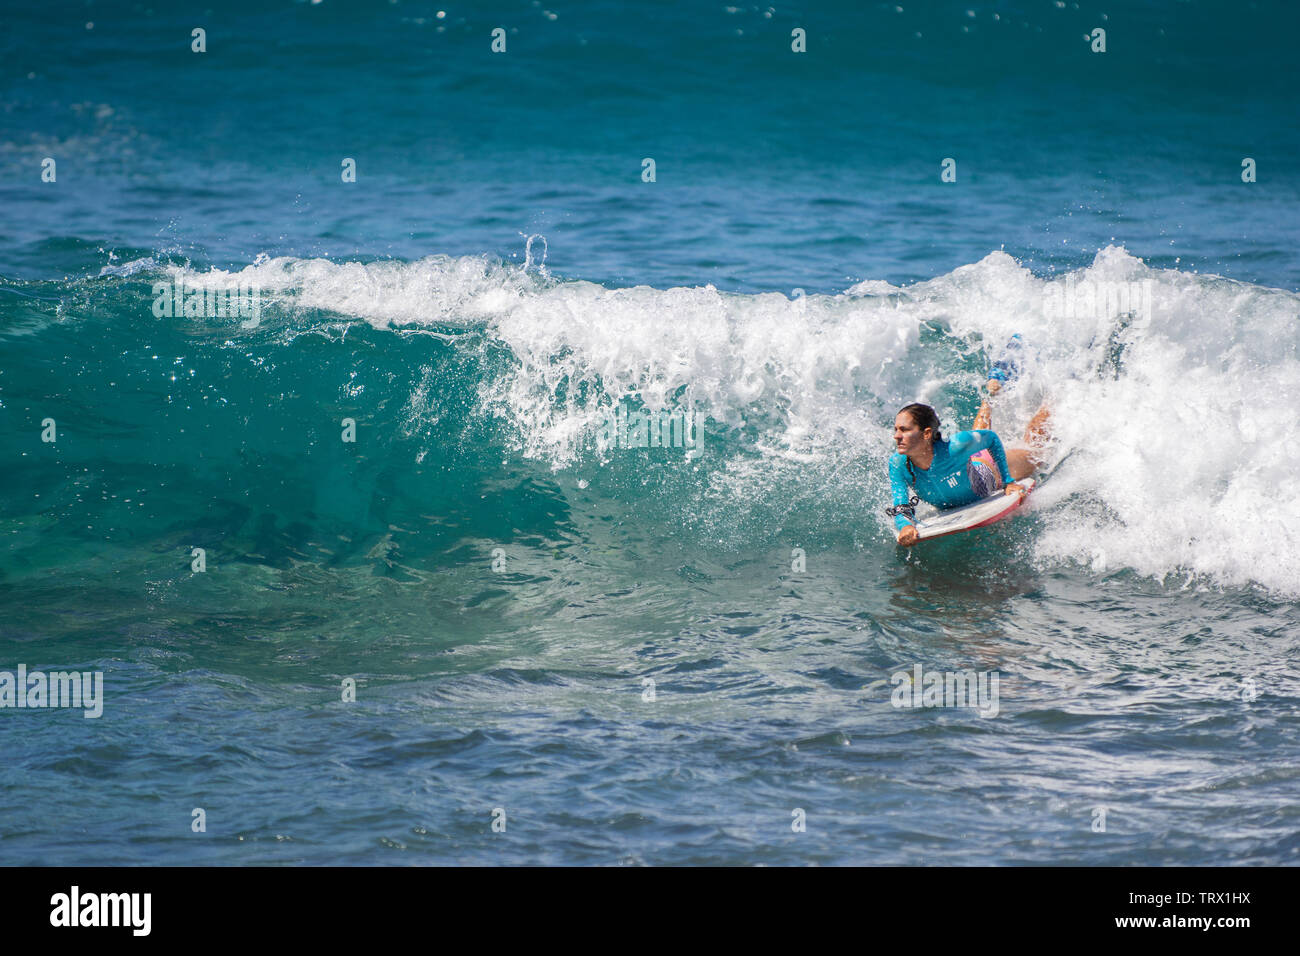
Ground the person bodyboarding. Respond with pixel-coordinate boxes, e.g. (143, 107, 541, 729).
(889, 378, 1051, 547)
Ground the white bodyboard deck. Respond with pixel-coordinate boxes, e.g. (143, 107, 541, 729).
(913, 478, 1036, 541)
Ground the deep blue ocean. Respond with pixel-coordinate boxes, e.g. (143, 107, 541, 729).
(2, 0, 1298, 865)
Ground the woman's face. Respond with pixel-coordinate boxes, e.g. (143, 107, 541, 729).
(894, 413, 931, 456)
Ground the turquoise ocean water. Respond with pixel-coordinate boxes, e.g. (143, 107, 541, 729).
(2, 0, 1298, 864)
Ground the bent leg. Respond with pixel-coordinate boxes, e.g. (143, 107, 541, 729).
(977, 400, 1050, 481)
(972, 378, 1004, 432)
(1005, 447, 1039, 481)
(1022, 404, 1051, 465)
(1002, 405, 1052, 480)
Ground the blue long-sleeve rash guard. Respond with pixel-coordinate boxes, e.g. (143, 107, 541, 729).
(888, 429, 1013, 531)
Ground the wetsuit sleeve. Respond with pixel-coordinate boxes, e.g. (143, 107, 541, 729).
(951, 429, 1013, 484)
(888, 454, 915, 532)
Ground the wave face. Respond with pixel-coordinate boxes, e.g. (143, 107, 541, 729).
(10, 247, 1292, 594)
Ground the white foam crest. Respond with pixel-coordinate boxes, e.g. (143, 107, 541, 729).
(481, 279, 922, 464)
(168, 254, 534, 327)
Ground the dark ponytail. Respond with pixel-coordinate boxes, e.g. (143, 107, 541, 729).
(898, 403, 943, 443)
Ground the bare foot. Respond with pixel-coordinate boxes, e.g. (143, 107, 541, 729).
(1024, 404, 1052, 445)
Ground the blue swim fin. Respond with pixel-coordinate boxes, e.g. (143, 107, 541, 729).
(988, 333, 1023, 385)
